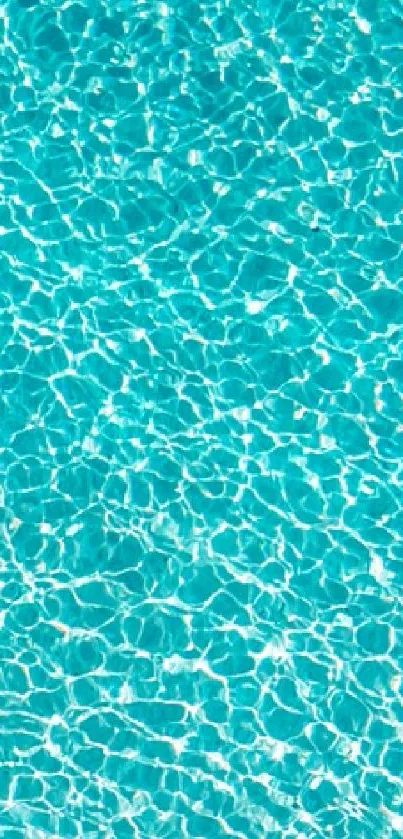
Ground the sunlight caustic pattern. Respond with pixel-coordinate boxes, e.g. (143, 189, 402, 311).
(0, 0, 402, 837)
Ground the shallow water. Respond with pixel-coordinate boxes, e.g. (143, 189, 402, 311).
(0, 1, 402, 837)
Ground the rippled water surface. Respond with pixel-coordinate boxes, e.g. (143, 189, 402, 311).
(0, 0, 402, 837)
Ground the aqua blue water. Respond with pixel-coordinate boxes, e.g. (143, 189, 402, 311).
(0, 0, 402, 837)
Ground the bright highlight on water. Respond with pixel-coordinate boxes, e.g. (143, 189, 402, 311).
(0, 0, 402, 837)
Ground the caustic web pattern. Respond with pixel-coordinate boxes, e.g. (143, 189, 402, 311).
(0, 0, 402, 837)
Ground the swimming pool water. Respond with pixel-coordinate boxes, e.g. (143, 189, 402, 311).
(0, 0, 402, 837)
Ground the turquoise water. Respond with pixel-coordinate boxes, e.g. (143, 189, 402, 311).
(0, 0, 402, 836)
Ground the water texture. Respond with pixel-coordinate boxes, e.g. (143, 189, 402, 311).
(0, 0, 402, 837)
